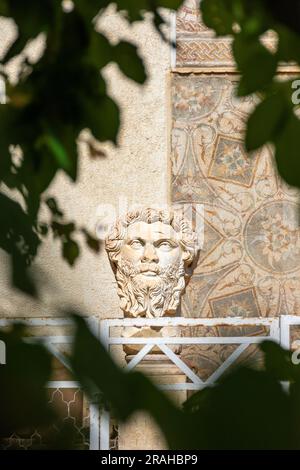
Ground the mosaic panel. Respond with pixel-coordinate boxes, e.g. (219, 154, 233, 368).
(176, 0, 292, 70)
(171, 74, 300, 319)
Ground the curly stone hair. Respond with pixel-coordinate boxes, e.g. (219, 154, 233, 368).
(105, 207, 200, 279)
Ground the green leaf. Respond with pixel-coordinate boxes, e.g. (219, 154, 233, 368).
(73, 0, 105, 22)
(71, 314, 193, 449)
(113, 41, 147, 84)
(265, 0, 300, 36)
(274, 113, 300, 188)
(277, 25, 300, 64)
(2, 0, 58, 63)
(233, 35, 277, 95)
(40, 134, 72, 172)
(153, 0, 182, 8)
(89, 32, 148, 85)
(115, 0, 149, 22)
(83, 94, 120, 144)
(0, 326, 54, 436)
(246, 92, 288, 151)
(261, 341, 300, 382)
(241, 15, 267, 37)
(17, 148, 60, 198)
(89, 32, 114, 69)
(3, 36, 31, 64)
(236, 0, 270, 36)
(0, 1, 9, 16)
(114, 0, 182, 25)
(202, 0, 234, 36)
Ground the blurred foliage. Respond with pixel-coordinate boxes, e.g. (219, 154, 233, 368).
(2, 0, 300, 453)
(0, 323, 90, 449)
(0, 324, 54, 437)
(71, 316, 300, 449)
(2, 316, 300, 450)
(0, 0, 182, 294)
(201, 0, 300, 189)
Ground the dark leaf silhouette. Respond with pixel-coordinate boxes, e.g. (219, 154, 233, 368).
(0, 325, 54, 437)
(201, 0, 300, 188)
(0, 0, 183, 294)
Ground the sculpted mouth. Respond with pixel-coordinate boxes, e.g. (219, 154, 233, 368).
(139, 265, 159, 276)
(141, 270, 158, 277)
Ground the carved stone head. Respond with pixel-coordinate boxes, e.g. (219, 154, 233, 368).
(105, 208, 200, 318)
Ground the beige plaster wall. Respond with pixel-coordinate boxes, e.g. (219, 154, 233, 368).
(0, 6, 172, 319)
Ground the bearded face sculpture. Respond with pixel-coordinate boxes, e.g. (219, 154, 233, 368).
(105, 208, 200, 318)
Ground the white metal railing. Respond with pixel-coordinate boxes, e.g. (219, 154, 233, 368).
(280, 315, 300, 349)
(99, 316, 280, 449)
(1, 315, 300, 450)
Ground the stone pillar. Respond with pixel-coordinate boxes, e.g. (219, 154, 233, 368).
(118, 359, 187, 450)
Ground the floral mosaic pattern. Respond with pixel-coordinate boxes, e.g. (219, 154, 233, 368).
(172, 3, 300, 379)
(171, 74, 300, 321)
(171, 75, 300, 378)
(245, 201, 300, 274)
(209, 135, 258, 187)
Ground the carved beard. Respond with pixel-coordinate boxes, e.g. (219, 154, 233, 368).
(115, 258, 186, 318)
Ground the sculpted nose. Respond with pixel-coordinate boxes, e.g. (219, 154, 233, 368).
(141, 244, 159, 263)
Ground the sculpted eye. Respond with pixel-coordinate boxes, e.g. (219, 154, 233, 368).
(129, 239, 144, 249)
(158, 241, 174, 250)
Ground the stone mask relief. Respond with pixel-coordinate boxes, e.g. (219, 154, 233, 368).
(105, 208, 200, 318)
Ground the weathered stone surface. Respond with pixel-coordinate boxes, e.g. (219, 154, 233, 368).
(0, 7, 172, 320)
(118, 370, 187, 450)
(105, 207, 200, 318)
